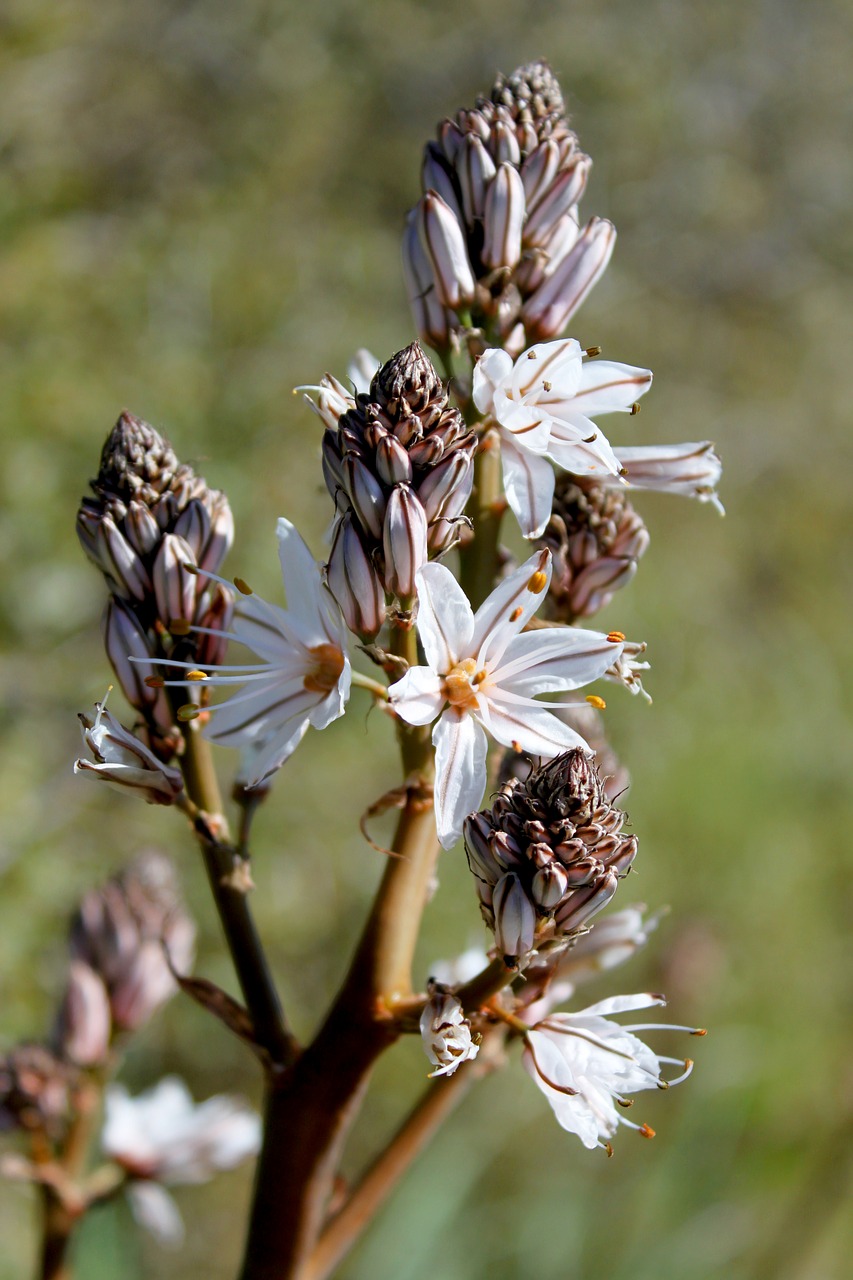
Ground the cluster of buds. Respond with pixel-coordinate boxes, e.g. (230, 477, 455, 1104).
(406, 60, 613, 354)
(537, 475, 650, 621)
(321, 343, 476, 636)
(76, 412, 234, 741)
(54, 854, 195, 1066)
(464, 750, 636, 967)
(0, 1045, 76, 1141)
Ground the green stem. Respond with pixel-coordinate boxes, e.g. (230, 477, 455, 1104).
(458, 433, 504, 610)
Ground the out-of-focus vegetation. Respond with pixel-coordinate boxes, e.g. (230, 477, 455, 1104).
(2, 0, 852, 1276)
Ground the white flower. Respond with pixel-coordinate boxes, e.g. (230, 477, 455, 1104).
(298, 349, 380, 429)
(388, 548, 624, 847)
(74, 693, 184, 805)
(523, 993, 700, 1150)
(612, 442, 724, 513)
(419, 984, 480, 1078)
(473, 340, 653, 537)
(151, 519, 351, 788)
(103, 1077, 261, 1245)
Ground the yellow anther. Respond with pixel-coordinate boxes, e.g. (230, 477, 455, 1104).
(169, 618, 191, 636)
(511, 739, 522, 752)
(607, 631, 625, 644)
(186, 670, 209, 682)
(586, 694, 606, 710)
(630, 402, 641, 416)
(144, 676, 165, 689)
(527, 570, 547, 594)
(233, 577, 253, 596)
(177, 704, 200, 722)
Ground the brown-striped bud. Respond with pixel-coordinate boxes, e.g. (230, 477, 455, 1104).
(464, 749, 635, 966)
(537, 475, 649, 621)
(407, 61, 609, 348)
(320, 344, 475, 625)
(53, 962, 112, 1067)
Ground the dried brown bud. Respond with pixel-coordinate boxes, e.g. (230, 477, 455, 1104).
(0, 1045, 76, 1139)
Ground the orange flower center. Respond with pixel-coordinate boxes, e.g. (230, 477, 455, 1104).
(303, 643, 345, 695)
(443, 658, 488, 710)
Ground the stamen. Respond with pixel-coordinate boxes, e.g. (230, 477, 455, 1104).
(604, 1141, 614, 1157)
(473, 669, 488, 686)
(177, 704, 200, 722)
(527, 350, 537, 360)
(584, 345, 602, 357)
(607, 631, 625, 643)
(509, 607, 523, 622)
(638, 1123, 655, 1139)
(586, 694, 606, 710)
(144, 676, 165, 689)
(630, 402, 641, 416)
(527, 570, 547, 594)
(542, 380, 552, 392)
(233, 577, 253, 596)
(186, 670, 209, 682)
(169, 618, 191, 636)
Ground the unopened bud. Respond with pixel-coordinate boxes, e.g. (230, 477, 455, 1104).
(522, 217, 616, 341)
(382, 486, 428, 599)
(54, 962, 111, 1067)
(493, 872, 537, 964)
(327, 513, 386, 639)
(420, 191, 477, 309)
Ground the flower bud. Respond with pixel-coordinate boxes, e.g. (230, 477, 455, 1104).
(481, 163, 526, 270)
(493, 873, 537, 963)
(522, 216, 616, 341)
(382, 486, 429, 599)
(327, 512, 386, 639)
(420, 191, 477, 309)
(54, 962, 112, 1067)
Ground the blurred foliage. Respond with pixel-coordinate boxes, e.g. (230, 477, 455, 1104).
(2, 0, 853, 1277)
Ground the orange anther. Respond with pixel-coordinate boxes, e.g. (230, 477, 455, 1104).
(527, 570, 547, 594)
(638, 1123, 656, 1139)
(144, 676, 165, 689)
(691, 1028, 708, 1037)
(509, 607, 523, 622)
(607, 631, 625, 644)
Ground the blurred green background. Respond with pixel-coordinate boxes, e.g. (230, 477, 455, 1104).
(2, 0, 852, 1276)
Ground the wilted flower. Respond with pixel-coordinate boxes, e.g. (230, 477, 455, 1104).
(537, 475, 649, 621)
(406, 61, 614, 351)
(472, 340, 653, 538)
(103, 1077, 261, 1245)
(319, 343, 476, 634)
(558, 904, 661, 985)
(389, 549, 625, 847)
(74, 693, 184, 805)
(523, 993, 702, 1150)
(148, 519, 351, 788)
(70, 853, 196, 1035)
(419, 982, 480, 1077)
(464, 749, 635, 967)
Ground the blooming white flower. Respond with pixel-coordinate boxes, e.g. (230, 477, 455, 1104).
(103, 1077, 261, 1246)
(150, 519, 351, 788)
(523, 993, 700, 1150)
(473, 340, 653, 538)
(419, 983, 480, 1078)
(74, 693, 184, 805)
(388, 548, 624, 847)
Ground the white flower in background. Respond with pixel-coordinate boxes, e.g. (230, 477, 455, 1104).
(611, 442, 724, 513)
(74, 692, 184, 805)
(419, 983, 480, 1078)
(559, 904, 662, 984)
(473, 340, 653, 538)
(103, 1077, 261, 1245)
(149, 519, 351, 788)
(523, 993, 701, 1150)
(388, 548, 625, 847)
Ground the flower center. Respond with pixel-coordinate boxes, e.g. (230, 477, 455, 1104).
(443, 657, 487, 710)
(303, 643, 345, 695)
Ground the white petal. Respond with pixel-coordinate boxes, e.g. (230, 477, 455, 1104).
(231, 596, 305, 664)
(479, 698, 588, 758)
(388, 667, 445, 726)
(308, 661, 351, 731)
(513, 339, 583, 399)
(546, 417, 621, 476)
(471, 548, 551, 661)
(575, 361, 653, 414)
(492, 393, 553, 450)
(127, 1182, 185, 1247)
(432, 711, 488, 848)
(472, 349, 514, 415)
(499, 436, 555, 541)
(238, 721, 311, 786)
(569, 992, 667, 1019)
(494, 627, 619, 694)
(414, 562, 475, 671)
